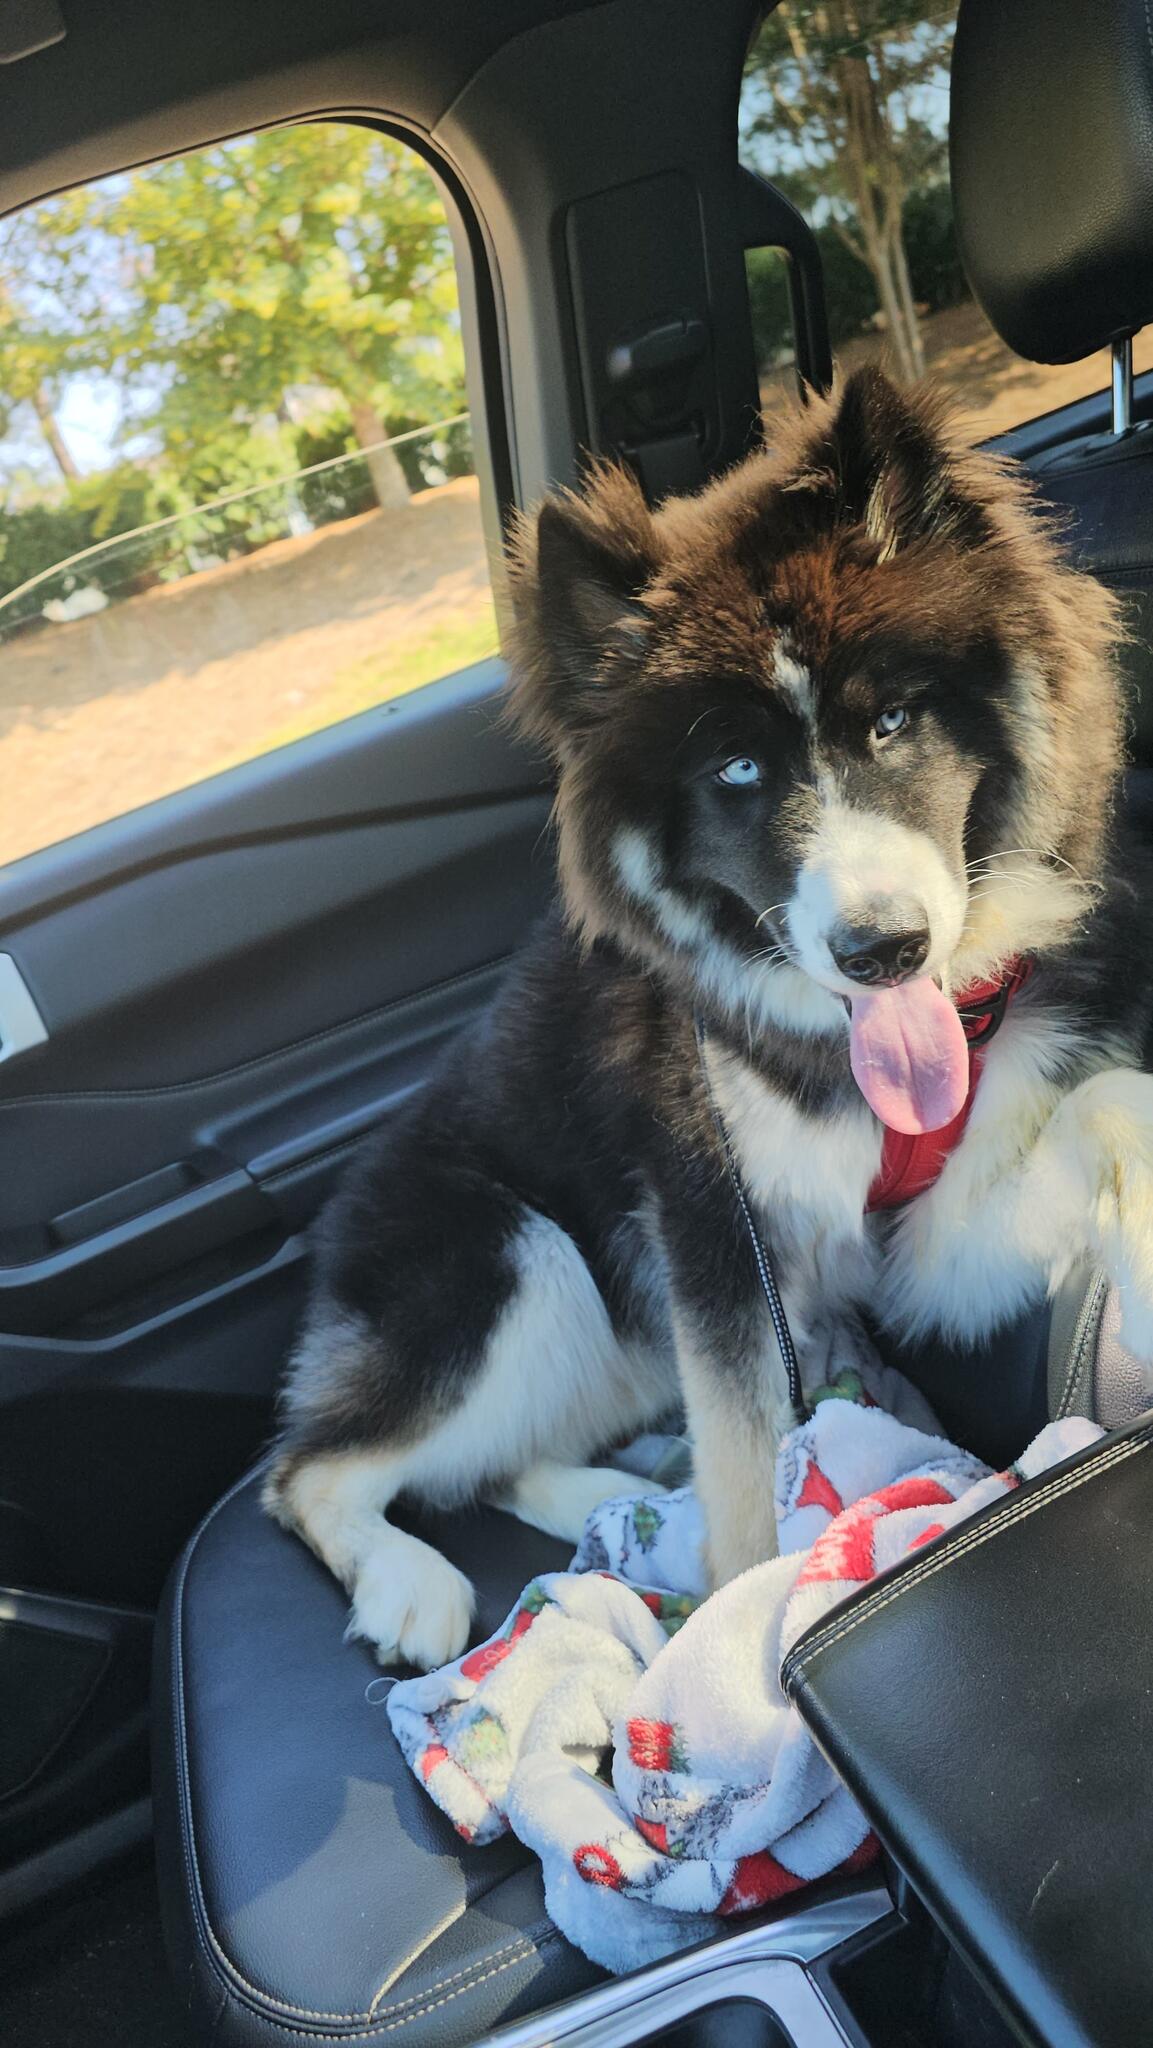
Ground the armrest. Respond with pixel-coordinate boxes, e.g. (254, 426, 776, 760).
(783, 1414, 1153, 2048)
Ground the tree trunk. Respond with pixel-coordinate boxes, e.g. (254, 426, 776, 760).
(349, 401, 410, 509)
(31, 388, 79, 484)
(888, 214, 926, 379)
(858, 217, 920, 382)
(831, 38, 925, 384)
(756, 4, 935, 385)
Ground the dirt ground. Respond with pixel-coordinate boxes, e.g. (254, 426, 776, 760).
(762, 296, 1153, 440)
(2, 299, 1149, 870)
(0, 476, 496, 867)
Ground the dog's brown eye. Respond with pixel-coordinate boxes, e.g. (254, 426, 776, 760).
(874, 705, 909, 742)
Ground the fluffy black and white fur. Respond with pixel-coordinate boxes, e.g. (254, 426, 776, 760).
(266, 369, 1153, 1669)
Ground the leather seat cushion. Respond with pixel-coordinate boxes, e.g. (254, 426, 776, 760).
(153, 1471, 602, 2047)
(1032, 429, 1153, 767)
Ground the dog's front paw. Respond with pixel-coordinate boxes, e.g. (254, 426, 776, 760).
(348, 1538, 475, 1671)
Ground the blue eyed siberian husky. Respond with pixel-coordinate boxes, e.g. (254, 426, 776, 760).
(266, 370, 1153, 1669)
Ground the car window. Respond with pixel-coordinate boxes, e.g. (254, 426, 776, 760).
(0, 123, 498, 868)
(739, 4, 1153, 440)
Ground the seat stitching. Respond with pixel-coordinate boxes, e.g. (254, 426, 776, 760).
(0, 956, 503, 1112)
(170, 1468, 557, 2027)
(169, 1469, 534, 2022)
(368, 1927, 565, 2025)
(788, 1428, 1151, 1678)
(366, 1908, 557, 2017)
(359, 1942, 541, 2026)
(1056, 1269, 1107, 1420)
(786, 1429, 1150, 1680)
(784, 1428, 1152, 1688)
(170, 1471, 543, 2021)
(362, 1908, 561, 2023)
(201, 1942, 563, 2041)
(369, 1944, 561, 2037)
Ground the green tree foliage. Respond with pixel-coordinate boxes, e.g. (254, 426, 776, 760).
(13, 125, 466, 513)
(0, 125, 470, 600)
(744, 1, 958, 381)
(105, 126, 462, 503)
(0, 498, 99, 604)
(0, 203, 106, 484)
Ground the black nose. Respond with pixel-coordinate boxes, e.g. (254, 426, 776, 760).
(829, 923, 930, 987)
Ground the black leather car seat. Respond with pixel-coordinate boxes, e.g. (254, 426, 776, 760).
(154, 7, 1153, 2039)
(153, 1474, 603, 2045)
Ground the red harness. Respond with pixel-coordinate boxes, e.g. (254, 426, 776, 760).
(865, 957, 1033, 1212)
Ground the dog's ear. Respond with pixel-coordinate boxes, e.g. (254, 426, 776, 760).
(508, 464, 660, 751)
(784, 366, 990, 558)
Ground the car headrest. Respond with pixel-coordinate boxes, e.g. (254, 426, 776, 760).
(950, 0, 1153, 365)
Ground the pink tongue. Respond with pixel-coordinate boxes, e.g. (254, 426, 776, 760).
(849, 977, 970, 1135)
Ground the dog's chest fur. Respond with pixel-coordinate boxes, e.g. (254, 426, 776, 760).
(704, 1007, 1093, 1346)
(704, 1039, 881, 1318)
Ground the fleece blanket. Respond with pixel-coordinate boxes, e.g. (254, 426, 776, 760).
(387, 1372, 1101, 1975)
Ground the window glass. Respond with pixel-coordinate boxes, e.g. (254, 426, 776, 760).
(0, 124, 497, 867)
(740, 6, 1153, 439)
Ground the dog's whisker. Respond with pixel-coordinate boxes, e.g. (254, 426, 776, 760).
(754, 902, 789, 931)
(678, 707, 726, 751)
(966, 881, 1043, 902)
(967, 866, 1085, 889)
(964, 846, 1089, 885)
(964, 860, 1050, 880)
(964, 845, 1061, 865)
(967, 868, 1102, 903)
(968, 872, 1053, 889)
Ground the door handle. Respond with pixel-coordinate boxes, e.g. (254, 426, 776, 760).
(0, 955, 48, 1066)
(0, 1164, 277, 1334)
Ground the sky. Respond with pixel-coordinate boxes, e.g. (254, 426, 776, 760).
(0, 369, 147, 486)
(58, 378, 120, 468)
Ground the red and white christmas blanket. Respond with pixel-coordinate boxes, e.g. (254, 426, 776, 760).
(386, 1381, 1100, 1974)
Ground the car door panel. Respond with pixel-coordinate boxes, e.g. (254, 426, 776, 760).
(0, 648, 551, 1872)
(0, 656, 551, 1590)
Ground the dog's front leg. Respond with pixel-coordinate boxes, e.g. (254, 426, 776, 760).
(674, 1308, 792, 1587)
(1028, 1068, 1153, 1366)
(659, 1186, 796, 1585)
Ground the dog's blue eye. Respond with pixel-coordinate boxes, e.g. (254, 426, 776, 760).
(874, 705, 908, 740)
(717, 756, 762, 788)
